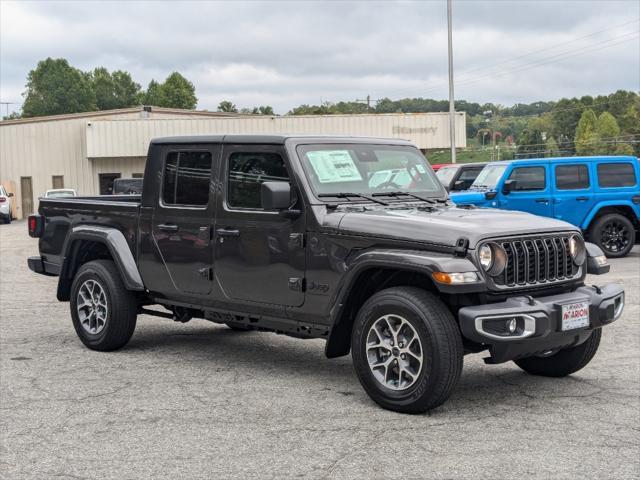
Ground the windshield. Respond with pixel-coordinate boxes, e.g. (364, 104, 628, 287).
(297, 144, 444, 198)
(471, 165, 507, 189)
(47, 190, 75, 198)
(435, 166, 458, 184)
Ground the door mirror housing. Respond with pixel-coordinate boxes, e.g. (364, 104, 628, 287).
(7, 192, 14, 197)
(484, 191, 497, 200)
(453, 180, 465, 190)
(502, 179, 516, 194)
(261, 181, 291, 210)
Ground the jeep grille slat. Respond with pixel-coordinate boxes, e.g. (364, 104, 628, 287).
(493, 234, 579, 287)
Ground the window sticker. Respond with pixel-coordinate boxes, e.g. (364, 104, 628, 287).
(415, 164, 427, 173)
(306, 150, 363, 183)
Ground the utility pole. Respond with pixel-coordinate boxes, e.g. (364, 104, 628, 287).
(0, 102, 16, 119)
(447, 0, 456, 163)
(356, 95, 373, 112)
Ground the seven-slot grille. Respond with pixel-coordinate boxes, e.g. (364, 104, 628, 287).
(493, 235, 579, 287)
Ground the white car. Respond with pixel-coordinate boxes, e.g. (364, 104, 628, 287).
(0, 185, 13, 224)
(43, 189, 77, 199)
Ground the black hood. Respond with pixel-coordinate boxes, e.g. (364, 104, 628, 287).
(328, 204, 579, 248)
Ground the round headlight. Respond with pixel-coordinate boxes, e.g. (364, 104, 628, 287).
(479, 244, 493, 271)
(569, 235, 586, 266)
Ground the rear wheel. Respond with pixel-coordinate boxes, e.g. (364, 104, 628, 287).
(589, 213, 635, 258)
(70, 260, 138, 351)
(351, 287, 463, 413)
(514, 329, 601, 377)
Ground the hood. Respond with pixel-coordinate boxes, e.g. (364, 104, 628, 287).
(449, 190, 491, 206)
(330, 204, 578, 248)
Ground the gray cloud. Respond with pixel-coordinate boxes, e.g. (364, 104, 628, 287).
(1, 0, 638, 115)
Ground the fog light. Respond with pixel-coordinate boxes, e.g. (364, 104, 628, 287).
(508, 318, 517, 334)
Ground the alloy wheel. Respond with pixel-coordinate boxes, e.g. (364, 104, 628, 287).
(76, 279, 108, 334)
(366, 314, 423, 391)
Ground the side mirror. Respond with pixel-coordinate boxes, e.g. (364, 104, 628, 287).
(484, 191, 497, 200)
(585, 242, 610, 275)
(453, 180, 465, 190)
(502, 179, 516, 194)
(7, 192, 14, 197)
(261, 181, 291, 210)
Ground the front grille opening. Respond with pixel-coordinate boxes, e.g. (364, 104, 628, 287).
(493, 234, 578, 287)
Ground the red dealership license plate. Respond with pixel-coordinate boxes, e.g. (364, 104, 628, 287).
(561, 301, 590, 331)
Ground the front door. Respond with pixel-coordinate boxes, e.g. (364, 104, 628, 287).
(499, 164, 553, 217)
(214, 144, 305, 307)
(552, 162, 594, 226)
(151, 146, 218, 296)
(20, 177, 33, 216)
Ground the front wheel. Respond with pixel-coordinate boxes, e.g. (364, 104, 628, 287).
(70, 260, 138, 351)
(351, 287, 463, 414)
(514, 329, 601, 377)
(589, 213, 635, 258)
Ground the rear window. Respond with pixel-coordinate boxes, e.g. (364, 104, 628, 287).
(555, 164, 590, 190)
(162, 151, 213, 206)
(597, 163, 637, 188)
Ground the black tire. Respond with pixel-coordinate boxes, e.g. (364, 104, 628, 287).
(351, 287, 463, 414)
(514, 329, 601, 377)
(70, 260, 138, 351)
(589, 213, 635, 258)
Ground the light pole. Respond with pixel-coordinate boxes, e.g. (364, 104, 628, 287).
(447, 0, 456, 164)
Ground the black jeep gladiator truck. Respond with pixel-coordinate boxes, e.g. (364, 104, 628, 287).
(28, 135, 624, 413)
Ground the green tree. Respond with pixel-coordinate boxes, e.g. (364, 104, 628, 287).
(516, 129, 544, 158)
(143, 80, 163, 106)
(574, 109, 599, 156)
(217, 100, 237, 113)
(546, 137, 560, 157)
(22, 58, 96, 117)
(157, 72, 197, 109)
(91, 67, 117, 110)
(111, 70, 142, 108)
(595, 111, 620, 154)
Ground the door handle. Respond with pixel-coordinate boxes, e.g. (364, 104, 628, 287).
(158, 224, 179, 232)
(216, 228, 240, 237)
(576, 197, 590, 201)
(535, 198, 549, 204)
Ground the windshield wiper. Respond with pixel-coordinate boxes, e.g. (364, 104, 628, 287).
(372, 191, 444, 204)
(318, 192, 389, 206)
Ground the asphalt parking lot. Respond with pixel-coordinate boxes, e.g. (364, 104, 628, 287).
(1, 219, 638, 480)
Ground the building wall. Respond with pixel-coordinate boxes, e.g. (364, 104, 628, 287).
(1, 110, 466, 218)
(86, 113, 466, 158)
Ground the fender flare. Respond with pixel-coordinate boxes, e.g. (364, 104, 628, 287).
(581, 200, 639, 230)
(324, 248, 481, 358)
(57, 225, 144, 300)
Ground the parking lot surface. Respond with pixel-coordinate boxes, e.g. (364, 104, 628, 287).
(1, 220, 639, 479)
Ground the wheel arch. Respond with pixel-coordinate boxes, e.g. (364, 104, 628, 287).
(324, 249, 479, 358)
(57, 226, 144, 301)
(582, 201, 639, 232)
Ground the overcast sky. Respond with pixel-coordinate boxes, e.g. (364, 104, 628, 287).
(1, 0, 638, 115)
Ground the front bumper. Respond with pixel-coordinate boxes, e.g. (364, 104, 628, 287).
(458, 283, 624, 363)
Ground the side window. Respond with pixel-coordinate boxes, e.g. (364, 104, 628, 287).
(162, 151, 213, 207)
(458, 168, 482, 181)
(555, 164, 590, 190)
(507, 166, 546, 191)
(227, 152, 289, 209)
(597, 163, 637, 188)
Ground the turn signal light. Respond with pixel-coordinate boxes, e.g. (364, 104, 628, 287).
(432, 271, 480, 284)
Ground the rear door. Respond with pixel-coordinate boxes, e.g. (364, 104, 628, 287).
(151, 145, 219, 296)
(551, 162, 594, 226)
(499, 163, 552, 217)
(214, 144, 306, 307)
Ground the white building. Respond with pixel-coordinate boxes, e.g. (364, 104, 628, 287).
(0, 106, 466, 218)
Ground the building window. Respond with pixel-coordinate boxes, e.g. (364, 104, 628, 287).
(52, 175, 64, 189)
(555, 165, 590, 190)
(99, 173, 121, 195)
(162, 151, 212, 207)
(227, 152, 289, 209)
(597, 163, 637, 188)
(507, 166, 546, 191)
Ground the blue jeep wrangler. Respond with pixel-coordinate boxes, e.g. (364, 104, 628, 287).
(450, 156, 640, 257)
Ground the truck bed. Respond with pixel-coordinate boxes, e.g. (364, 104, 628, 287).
(37, 195, 142, 268)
